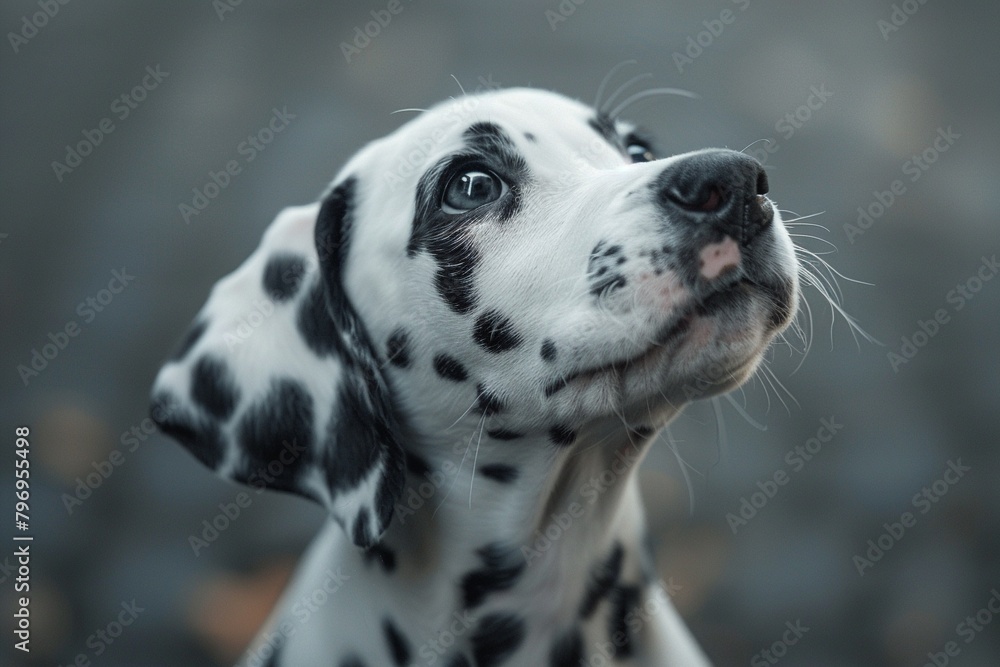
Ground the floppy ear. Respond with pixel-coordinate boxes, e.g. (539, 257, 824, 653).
(150, 181, 405, 548)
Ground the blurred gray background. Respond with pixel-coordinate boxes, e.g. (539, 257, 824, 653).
(2, 1, 998, 665)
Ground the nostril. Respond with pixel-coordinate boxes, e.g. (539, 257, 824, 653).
(667, 184, 726, 213)
(755, 170, 769, 196)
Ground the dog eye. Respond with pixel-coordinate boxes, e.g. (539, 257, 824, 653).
(626, 142, 655, 163)
(441, 169, 507, 213)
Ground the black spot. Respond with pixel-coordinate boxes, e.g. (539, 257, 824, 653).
(540, 339, 557, 362)
(169, 319, 207, 361)
(473, 310, 523, 353)
(544, 375, 574, 398)
(150, 391, 224, 469)
(524, 132, 537, 142)
(374, 472, 401, 545)
(263, 253, 307, 301)
(588, 241, 629, 297)
(476, 384, 505, 416)
(472, 613, 525, 667)
(434, 354, 469, 382)
(236, 379, 314, 493)
(580, 542, 624, 619)
(190, 355, 240, 421)
(486, 428, 523, 441)
(608, 585, 642, 658)
(314, 176, 407, 545)
(479, 464, 519, 484)
(549, 628, 584, 667)
(315, 177, 355, 269)
(363, 542, 397, 573)
(461, 543, 525, 609)
(405, 450, 432, 477)
(386, 329, 412, 368)
(433, 253, 481, 314)
(297, 279, 340, 356)
(352, 509, 372, 548)
(383, 617, 412, 666)
(320, 364, 406, 550)
(313, 177, 373, 358)
(339, 656, 367, 667)
(589, 114, 621, 150)
(549, 424, 576, 447)
(324, 384, 386, 493)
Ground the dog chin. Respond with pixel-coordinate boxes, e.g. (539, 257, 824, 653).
(553, 327, 765, 427)
(615, 316, 771, 416)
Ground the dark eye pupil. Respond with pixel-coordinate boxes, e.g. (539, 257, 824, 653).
(443, 170, 502, 211)
(628, 144, 653, 162)
(462, 173, 492, 199)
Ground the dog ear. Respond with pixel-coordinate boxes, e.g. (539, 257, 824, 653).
(150, 181, 405, 548)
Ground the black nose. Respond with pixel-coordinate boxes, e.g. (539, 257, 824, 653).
(655, 149, 773, 245)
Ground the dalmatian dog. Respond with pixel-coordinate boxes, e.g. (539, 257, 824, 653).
(151, 87, 798, 666)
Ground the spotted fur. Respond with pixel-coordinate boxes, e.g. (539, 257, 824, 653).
(152, 87, 800, 666)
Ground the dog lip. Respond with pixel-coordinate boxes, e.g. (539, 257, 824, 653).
(545, 276, 777, 398)
(695, 278, 751, 314)
(543, 314, 693, 397)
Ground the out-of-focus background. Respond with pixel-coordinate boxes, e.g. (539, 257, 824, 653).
(2, 1, 998, 665)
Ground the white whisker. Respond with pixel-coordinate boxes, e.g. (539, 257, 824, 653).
(594, 59, 638, 109)
(609, 87, 698, 119)
(602, 73, 654, 114)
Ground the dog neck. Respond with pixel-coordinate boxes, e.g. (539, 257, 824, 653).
(379, 412, 676, 624)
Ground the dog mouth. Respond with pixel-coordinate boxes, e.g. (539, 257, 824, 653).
(545, 279, 751, 397)
(544, 277, 786, 398)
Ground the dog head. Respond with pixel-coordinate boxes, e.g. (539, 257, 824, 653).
(151, 88, 798, 547)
